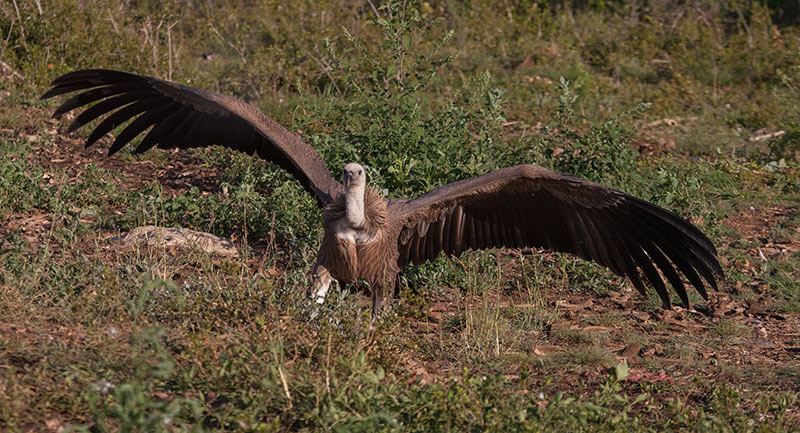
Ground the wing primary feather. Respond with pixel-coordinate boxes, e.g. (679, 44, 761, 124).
(568, 206, 601, 263)
(630, 206, 723, 284)
(497, 203, 513, 247)
(159, 111, 203, 149)
(610, 222, 670, 306)
(595, 213, 637, 278)
(636, 235, 690, 308)
(172, 113, 210, 148)
(578, 209, 619, 274)
(134, 104, 191, 153)
(52, 84, 144, 118)
(536, 192, 564, 252)
(44, 73, 140, 98)
(46, 69, 344, 208)
(107, 101, 174, 155)
(50, 69, 140, 87)
(465, 212, 477, 250)
(411, 230, 423, 265)
(612, 205, 719, 294)
(449, 205, 462, 255)
(85, 98, 162, 148)
(634, 217, 710, 299)
(609, 206, 692, 305)
(426, 219, 438, 262)
(603, 218, 648, 296)
(683, 250, 719, 291)
(42, 83, 105, 100)
(629, 198, 717, 255)
(660, 236, 719, 292)
(562, 204, 588, 259)
(67, 92, 153, 133)
(470, 207, 483, 249)
(626, 238, 671, 308)
(439, 212, 450, 256)
(483, 205, 495, 249)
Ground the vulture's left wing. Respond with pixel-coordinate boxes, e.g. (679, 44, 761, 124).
(42, 69, 343, 206)
(392, 165, 723, 308)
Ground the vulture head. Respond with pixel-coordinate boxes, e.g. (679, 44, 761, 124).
(42, 69, 725, 318)
(341, 162, 366, 190)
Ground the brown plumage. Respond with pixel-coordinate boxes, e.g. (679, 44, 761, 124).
(43, 69, 724, 316)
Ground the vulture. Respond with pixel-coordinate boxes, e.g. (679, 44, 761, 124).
(42, 69, 724, 316)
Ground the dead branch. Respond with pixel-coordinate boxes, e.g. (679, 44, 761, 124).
(748, 130, 786, 142)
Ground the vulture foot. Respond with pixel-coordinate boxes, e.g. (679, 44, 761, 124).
(309, 265, 333, 304)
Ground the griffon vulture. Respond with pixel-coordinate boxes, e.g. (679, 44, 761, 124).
(42, 69, 724, 316)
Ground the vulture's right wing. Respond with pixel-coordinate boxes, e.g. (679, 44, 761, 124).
(392, 165, 724, 308)
(42, 69, 343, 206)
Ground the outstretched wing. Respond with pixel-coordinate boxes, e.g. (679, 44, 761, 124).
(391, 165, 724, 308)
(42, 69, 343, 206)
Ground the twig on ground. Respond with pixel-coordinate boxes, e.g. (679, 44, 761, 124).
(645, 117, 698, 128)
(749, 130, 786, 142)
(0, 60, 25, 80)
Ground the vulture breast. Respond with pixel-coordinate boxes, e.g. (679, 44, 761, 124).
(319, 188, 398, 288)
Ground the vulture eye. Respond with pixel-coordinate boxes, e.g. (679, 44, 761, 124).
(358, 170, 363, 175)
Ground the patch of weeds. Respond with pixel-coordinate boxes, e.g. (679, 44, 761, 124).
(458, 303, 509, 363)
(774, 61, 800, 161)
(561, 259, 622, 296)
(770, 208, 800, 243)
(710, 318, 752, 341)
(541, 77, 642, 185)
(548, 345, 617, 369)
(503, 304, 558, 333)
(581, 312, 625, 327)
(774, 364, 800, 382)
(303, 1, 510, 200)
(616, 329, 650, 347)
(441, 311, 466, 333)
(70, 327, 204, 433)
(0, 138, 49, 214)
(770, 263, 800, 314)
(550, 327, 598, 346)
(662, 341, 699, 360)
(404, 250, 501, 298)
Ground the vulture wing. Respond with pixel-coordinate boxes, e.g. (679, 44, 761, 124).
(392, 165, 723, 308)
(41, 69, 343, 206)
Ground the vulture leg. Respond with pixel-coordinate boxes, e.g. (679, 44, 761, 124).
(372, 279, 390, 319)
(394, 271, 410, 296)
(309, 264, 333, 304)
